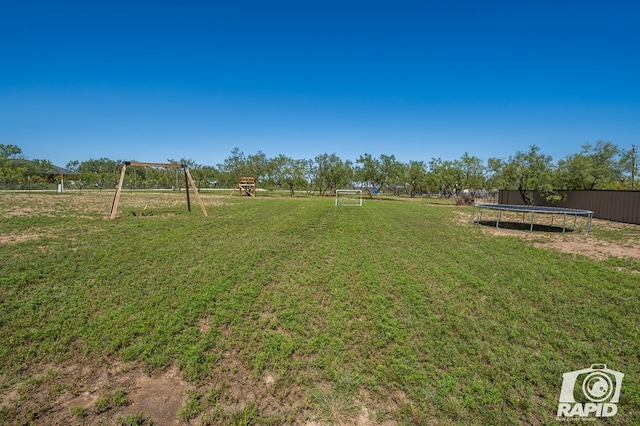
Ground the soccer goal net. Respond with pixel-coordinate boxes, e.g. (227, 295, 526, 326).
(335, 189, 363, 206)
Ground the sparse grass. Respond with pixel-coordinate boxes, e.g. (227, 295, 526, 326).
(116, 413, 155, 425)
(178, 391, 203, 421)
(0, 191, 639, 424)
(69, 405, 87, 417)
(94, 389, 128, 413)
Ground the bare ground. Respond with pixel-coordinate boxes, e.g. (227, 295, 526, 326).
(1, 360, 188, 425)
(0, 355, 397, 425)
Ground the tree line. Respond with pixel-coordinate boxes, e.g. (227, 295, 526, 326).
(0, 142, 637, 203)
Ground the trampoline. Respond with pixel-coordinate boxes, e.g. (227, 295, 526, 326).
(472, 203, 594, 234)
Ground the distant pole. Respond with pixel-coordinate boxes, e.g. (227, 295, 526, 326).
(633, 144, 637, 190)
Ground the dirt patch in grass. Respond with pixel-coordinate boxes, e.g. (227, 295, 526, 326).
(464, 212, 640, 260)
(4, 349, 319, 424)
(487, 228, 640, 260)
(3, 352, 332, 425)
(1, 360, 188, 425)
(532, 237, 640, 260)
(117, 366, 188, 425)
(0, 232, 48, 244)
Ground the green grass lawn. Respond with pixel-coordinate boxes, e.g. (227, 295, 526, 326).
(0, 191, 638, 425)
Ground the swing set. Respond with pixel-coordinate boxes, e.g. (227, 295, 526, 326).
(109, 161, 208, 219)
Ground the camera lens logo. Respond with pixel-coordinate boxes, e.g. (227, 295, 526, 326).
(557, 364, 624, 418)
(583, 371, 613, 402)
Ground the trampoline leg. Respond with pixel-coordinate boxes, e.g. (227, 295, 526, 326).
(496, 209, 501, 229)
(562, 213, 567, 234)
(530, 211, 534, 232)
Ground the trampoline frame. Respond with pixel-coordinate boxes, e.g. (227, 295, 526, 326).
(472, 203, 594, 234)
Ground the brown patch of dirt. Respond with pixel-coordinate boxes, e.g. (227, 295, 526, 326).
(197, 316, 212, 333)
(313, 405, 380, 426)
(3, 347, 321, 425)
(263, 371, 276, 386)
(113, 366, 188, 425)
(483, 227, 640, 260)
(533, 238, 640, 260)
(2, 360, 189, 425)
(0, 232, 48, 244)
(195, 333, 313, 424)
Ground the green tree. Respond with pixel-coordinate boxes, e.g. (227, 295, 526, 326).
(555, 141, 623, 190)
(354, 153, 380, 197)
(271, 155, 309, 196)
(459, 152, 486, 191)
(428, 158, 463, 197)
(66, 160, 80, 173)
(379, 154, 403, 196)
(618, 145, 638, 190)
(486, 157, 506, 190)
(217, 149, 268, 187)
(354, 153, 398, 197)
(311, 153, 353, 196)
(0, 145, 60, 189)
(217, 148, 249, 187)
(490, 145, 555, 205)
(198, 165, 218, 189)
(393, 161, 410, 196)
(0, 145, 23, 187)
(247, 151, 269, 184)
(28, 159, 57, 176)
(76, 158, 123, 189)
(0, 144, 23, 159)
(166, 158, 217, 190)
(406, 160, 428, 197)
(65, 160, 83, 189)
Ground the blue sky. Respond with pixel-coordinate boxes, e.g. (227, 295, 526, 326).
(1, 0, 638, 168)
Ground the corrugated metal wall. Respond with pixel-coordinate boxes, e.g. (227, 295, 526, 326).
(498, 190, 640, 224)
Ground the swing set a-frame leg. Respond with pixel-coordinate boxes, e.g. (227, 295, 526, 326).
(110, 163, 127, 219)
(184, 168, 208, 217)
